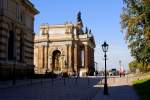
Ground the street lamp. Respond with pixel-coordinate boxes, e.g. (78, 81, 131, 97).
(102, 41, 109, 95)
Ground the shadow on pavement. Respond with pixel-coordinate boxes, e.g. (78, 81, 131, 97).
(93, 84, 139, 100)
(0, 77, 102, 100)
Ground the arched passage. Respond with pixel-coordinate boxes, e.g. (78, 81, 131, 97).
(52, 50, 62, 73)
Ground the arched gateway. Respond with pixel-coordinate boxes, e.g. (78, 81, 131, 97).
(52, 50, 65, 74)
(34, 12, 96, 76)
(52, 50, 61, 72)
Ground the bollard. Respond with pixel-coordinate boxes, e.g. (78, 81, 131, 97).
(87, 77, 90, 85)
(41, 76, 43, 87)
(75, 76, 78, 85)
(12, 63, 16, 85)
(30, 73, 33, 85)
(64, 77, 66, 86)
(51, 77, 54, 87)
(30, 78, 32, 85)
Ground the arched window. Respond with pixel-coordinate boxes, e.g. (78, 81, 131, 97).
(8, 31, 14, 60)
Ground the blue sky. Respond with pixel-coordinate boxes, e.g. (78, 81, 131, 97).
(31, 0, 133, 71)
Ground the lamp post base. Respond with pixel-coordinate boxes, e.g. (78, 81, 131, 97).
(104, 83, 108, 95)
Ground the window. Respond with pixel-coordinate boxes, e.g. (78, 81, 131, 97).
(5, 0, 8, 9)
(20, 12, 24, 23)
(16, 3, 20, 20)
(0, 0, 8, 9)
(80, 48, 85, 67)
(8, 31, 14, 60)
(0, 0, 3, 9)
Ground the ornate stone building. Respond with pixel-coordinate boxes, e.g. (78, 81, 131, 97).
(34, 12, 95, 76)
(0, 0, 39, 79)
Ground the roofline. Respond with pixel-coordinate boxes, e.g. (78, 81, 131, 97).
(23, 0, 39, 14)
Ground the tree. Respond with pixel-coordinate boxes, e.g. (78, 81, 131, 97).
(129, 60, 150, 73)
(129, 60, 138, 73)
(121, 0, 150, 69)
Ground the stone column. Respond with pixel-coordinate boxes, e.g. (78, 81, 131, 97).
(37, 47, 39, 71)
(43, 46, 45, 69)
(66, 44, 69, 69)
(45, 34, 49, 72)
(44, 45, 47, 70)
(39, 46, 44, 71)
(64, 44, 73, 74)
(48, 54, 52, 72)
(74, 44, 78, 72)
(68, 45, 72, 72)
(84, 45, 89, 70)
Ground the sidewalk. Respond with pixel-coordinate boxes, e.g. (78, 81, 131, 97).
(0, 76, 102, 89)
(92, 77, 139, 100)
(0, 78, 58, 89)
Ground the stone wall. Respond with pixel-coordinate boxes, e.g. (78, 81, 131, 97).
(0, 0, 39, 79)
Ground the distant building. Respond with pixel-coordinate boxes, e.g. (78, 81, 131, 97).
(108, 68, 119, 76)
(34, 12, 96, 76)
(0, 0, 39, 79)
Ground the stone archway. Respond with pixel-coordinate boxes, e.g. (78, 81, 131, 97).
(52, 50, 62, 74)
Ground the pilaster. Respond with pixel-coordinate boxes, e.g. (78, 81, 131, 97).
(38, 46, 44, 69)
(15, 28, 20, 62)
(68, 45, 72, 69)
(45, 44, 48, 70)
(84, 45, 89, 69)
(48, 54, 52, 72)
(74, 43, 78, 72)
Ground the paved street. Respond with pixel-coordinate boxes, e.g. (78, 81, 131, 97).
(0, 77, 101, 100)
(93, 76, 139, 100)
(0, 76, 139, 100)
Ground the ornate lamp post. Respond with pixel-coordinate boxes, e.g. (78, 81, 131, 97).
(102, 41, 109, 95)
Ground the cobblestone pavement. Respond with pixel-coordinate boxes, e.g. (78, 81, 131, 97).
(0, 77, 102, 100)
(0, 76, 140, 100)
(92, 76, 139, 100)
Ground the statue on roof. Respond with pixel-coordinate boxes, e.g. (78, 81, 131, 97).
(77, 11, 83, 27)
(88, 29, 93, 37)
(85, 27, 88, 34)
(89, 29, 91, 34)
(77, 11, 82, 22)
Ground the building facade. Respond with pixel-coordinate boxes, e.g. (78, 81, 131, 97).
(0, 0, 39, 79)
(34, 12, 96, 76)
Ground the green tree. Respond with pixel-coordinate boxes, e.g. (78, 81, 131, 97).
(129, 60, 150, 73)
(129, 60, 138, 73)
(121, 0, 150, 69)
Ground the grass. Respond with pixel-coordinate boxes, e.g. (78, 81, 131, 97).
(135, 72, 150, 77)
(133, 78, 150, 100)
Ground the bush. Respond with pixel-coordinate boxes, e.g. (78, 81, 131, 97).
(133, 78, 150, 100)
